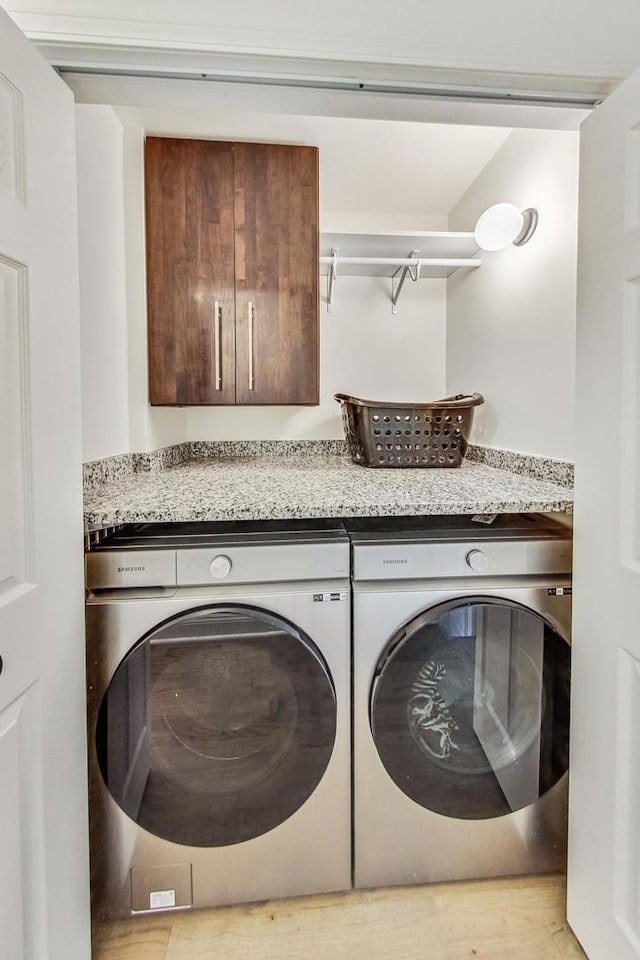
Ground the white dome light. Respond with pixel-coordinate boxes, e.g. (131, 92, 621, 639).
(474, 203, 538, 251)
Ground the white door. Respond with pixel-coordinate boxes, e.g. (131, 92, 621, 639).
(0, 6, 90, 960)
(568, 65, 640, 958)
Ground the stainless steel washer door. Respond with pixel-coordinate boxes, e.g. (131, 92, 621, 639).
(96, 604, 337, 846)
(370, 597, 570, 820)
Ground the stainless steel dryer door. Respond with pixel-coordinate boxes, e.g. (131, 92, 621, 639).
(96, 604, 337, 846)
(370, 596, 570, 820)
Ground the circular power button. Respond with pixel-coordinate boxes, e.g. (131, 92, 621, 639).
(209, 555, 232, 579)
(466, 549, 489, 572)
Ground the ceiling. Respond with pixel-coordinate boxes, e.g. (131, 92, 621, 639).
(7, 0, 640, 103)
(38, 0, 586, 220)
(5, 0, 594, 217)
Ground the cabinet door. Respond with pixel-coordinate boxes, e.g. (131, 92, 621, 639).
(234, 142, 319, 405)
(145, 137, 236, 405)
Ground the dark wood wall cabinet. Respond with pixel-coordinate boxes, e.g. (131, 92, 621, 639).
(145, 137, 319, 406)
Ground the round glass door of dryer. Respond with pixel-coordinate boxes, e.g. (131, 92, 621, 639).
(370, 597, 570, 820)
(96, 604, 337, 846)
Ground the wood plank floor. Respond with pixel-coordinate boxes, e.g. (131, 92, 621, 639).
(93, 873, 587, 960)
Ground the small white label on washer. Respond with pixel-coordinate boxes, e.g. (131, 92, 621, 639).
(472, 513, 498, 524)
(313, 591, 348, 602)
(149, 889, 176, 909)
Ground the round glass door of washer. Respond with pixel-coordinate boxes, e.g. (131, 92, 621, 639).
(370, 597, 570, 820)
(96, 605, 337, 846)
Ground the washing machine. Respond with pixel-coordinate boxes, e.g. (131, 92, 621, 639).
(85, 519, 351, 919)
(347, 512, 572, 890)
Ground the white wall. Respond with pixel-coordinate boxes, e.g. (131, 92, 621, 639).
(188, 276, 447, 441)
(114, 109, 510, 218)
(122, 124, 187, 452)
(77, 106, 462, 454)
(114, 112, 503, 447)
(447, 129, 579, 460)
(76, 106, 579, 457)
(75, 107, 188, 459)
(75, 104, 130, 462)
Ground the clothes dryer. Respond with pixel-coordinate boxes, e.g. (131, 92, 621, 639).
(347, 513, 571, 889)
(85, 520, 350, 919)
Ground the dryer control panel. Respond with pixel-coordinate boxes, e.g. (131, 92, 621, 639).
(346, 513, 572, 581)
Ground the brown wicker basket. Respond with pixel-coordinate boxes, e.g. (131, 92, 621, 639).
(335, 392, 484, 468)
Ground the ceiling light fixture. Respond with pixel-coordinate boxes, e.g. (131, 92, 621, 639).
(474, 203, 539, 251)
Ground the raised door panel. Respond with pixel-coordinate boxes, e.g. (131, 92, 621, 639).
(0, 7, 90, 959)
(234, 142, 319, 405)
(568, 62, 640, 960)
(0, 688, 48, 960)
(145, 137, 236, 405)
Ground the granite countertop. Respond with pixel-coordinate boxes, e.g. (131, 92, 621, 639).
(83, 450, 573, 527)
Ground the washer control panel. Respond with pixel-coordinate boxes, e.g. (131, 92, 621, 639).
(86, 523, 351, 590)
(175, 542, 349, 585)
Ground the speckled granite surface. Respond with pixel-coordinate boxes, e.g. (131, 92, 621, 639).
(83, 440, 346, 492)
(466, 445, 573, 488)
(83, 440, 574, 489)
(83, 449, 573, 527)
(83, 442, 192, 489)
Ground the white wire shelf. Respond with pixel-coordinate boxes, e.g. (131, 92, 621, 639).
(319, 230, 481, 313)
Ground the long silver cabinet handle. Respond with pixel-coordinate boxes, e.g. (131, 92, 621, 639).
(214, 300, 222, 390)
(248, 300, 255, 391)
